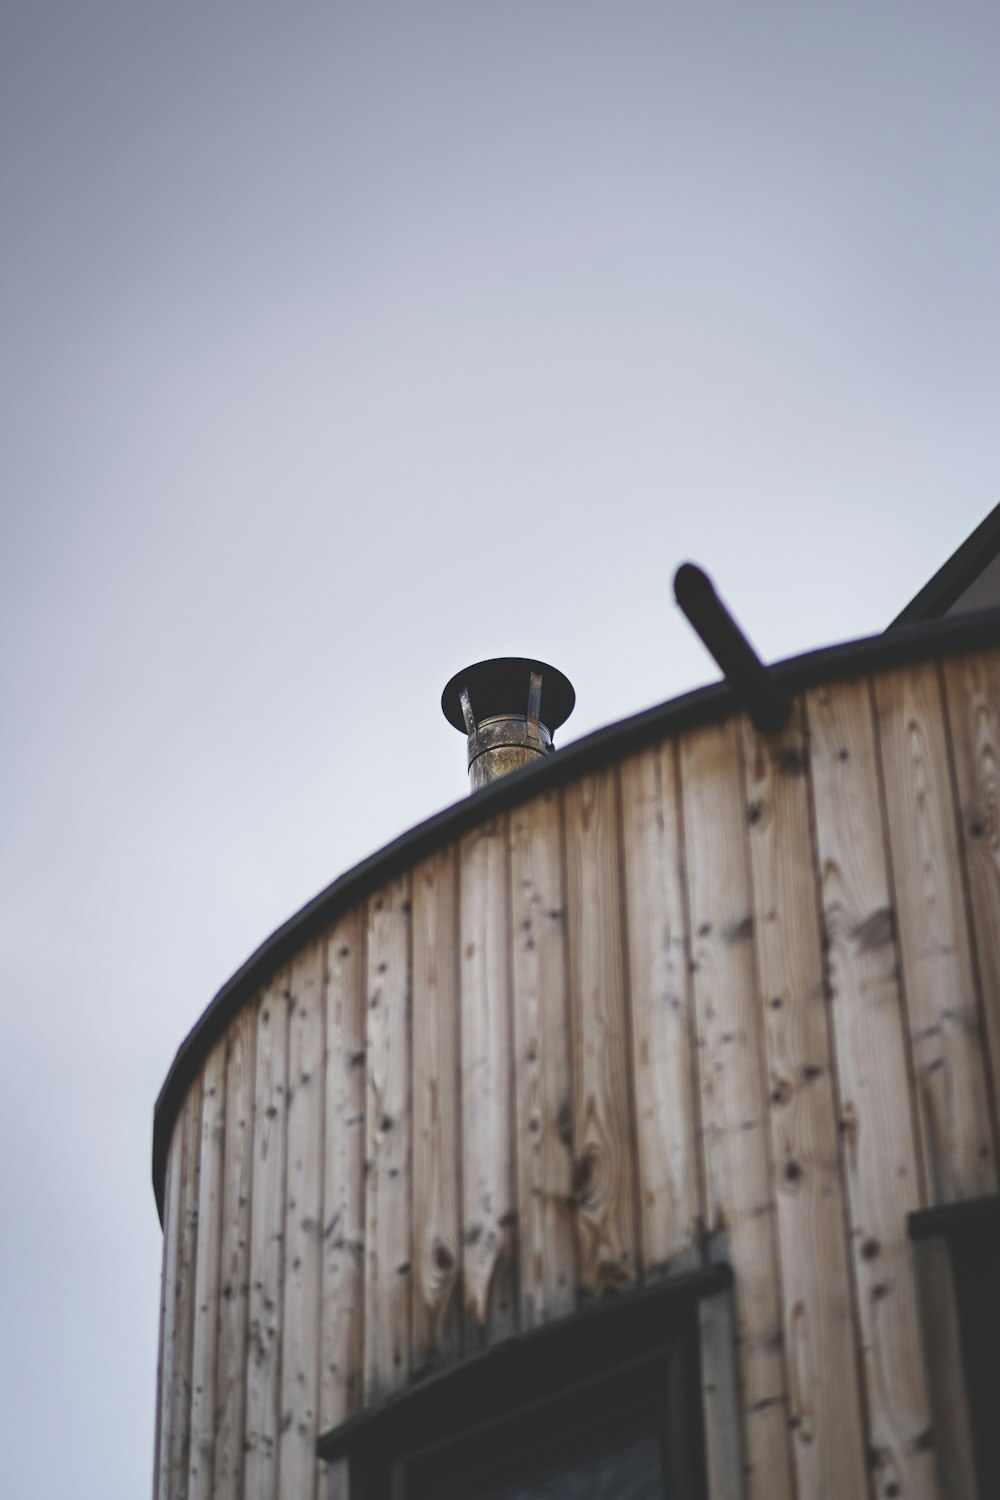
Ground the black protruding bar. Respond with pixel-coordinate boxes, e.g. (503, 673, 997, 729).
(674, 563, 791, 734)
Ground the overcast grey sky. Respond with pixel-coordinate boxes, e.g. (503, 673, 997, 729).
(2, 4, 999, 1496)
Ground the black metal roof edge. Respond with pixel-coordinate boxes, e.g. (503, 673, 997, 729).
(315, 1260, 733, 1464)
(152, 607, 1000, 1221)
(887, 502, 1000, 629)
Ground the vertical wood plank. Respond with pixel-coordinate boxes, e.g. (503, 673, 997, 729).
(411, 846, 462, 1370)
(699, 1284, 747, 1500)
(459, 817, 517, 1343)
(875, 663, 996, 1205)
(244, 975, 291, 1500)
(213, 1009, 256, 1500)
(173, 1087, 203, 1500)
(279, 943, 326, 1500)
(152, 1129, 175, 1500)
(321, 1460, 351, 1500)
(319, 912, 365, 1500)
(941, 649, 1000, 1154)
(363, 877, 412, 1401)
(155, 1092, 193, 1500)
(680, 719, 793, 1500)
(807, 679, 936, 1500)
(619, 742, 701, 1274)
(742, 708, 868, 1499)
(319, 911, 365, 1436)
(187, 1043, 227, 1500)
(563, 771, 638, 1296)
(156, 1082, 202, 1500)
(509, 790, 576, 1328)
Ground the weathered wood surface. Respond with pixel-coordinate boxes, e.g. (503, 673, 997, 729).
(619, 742, 700, 1274)
(699, 1282, 747, 1500)
(319, 913, 365, 1500)
(509, 790, 576, 1328)
(564, 771, 638, 1295)
(213, 1008, 256, 1500)
(411, 846, 462, 1367)
(875, 663, 996, 1204)
(319, 912, 365, 1434)
(742, 708, 867, 1499)
(152, 1107, 176, 1500)
(244, 974, 291, 1500)
(680, 719, 793, 1500)
(808, 679, 936, 1500)
(155, 646, 1000, 1500)
(155, 1080, 200, 1500)
(459, 817, 517, 1343)
(942, 649, 1000, 1157)
(187, 1043, 226, 1500)
(363, 878, 411, 1402)
(279, 944, 326, 1500)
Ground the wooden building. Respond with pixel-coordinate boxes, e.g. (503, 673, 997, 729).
(152, 514, 1000, 1500)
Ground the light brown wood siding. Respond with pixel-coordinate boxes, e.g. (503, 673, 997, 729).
(681, 718, 794, 1500)
(410, 845, 462, 1369)
(243, 972, 291, 1500)
(509, 790, 577, 1327)
(154, 645, 1000, 1500)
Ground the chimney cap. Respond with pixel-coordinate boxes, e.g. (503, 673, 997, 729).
(441, 657, 575, 736)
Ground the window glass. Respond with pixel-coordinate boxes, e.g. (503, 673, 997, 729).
(406, 1352, 669, 1500)
(463, 1432, 662, 1500)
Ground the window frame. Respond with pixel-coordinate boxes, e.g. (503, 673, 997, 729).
(317, 1261, 733, 1500)
(909, 1193, 1000, 1500)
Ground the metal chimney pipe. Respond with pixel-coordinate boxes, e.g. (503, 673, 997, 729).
(441, 657, 576, 792)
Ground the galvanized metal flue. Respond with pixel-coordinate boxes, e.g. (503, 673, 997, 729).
(441, 657, 576, 791)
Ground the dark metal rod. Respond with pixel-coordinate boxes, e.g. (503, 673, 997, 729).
(673, 563, 791, 734)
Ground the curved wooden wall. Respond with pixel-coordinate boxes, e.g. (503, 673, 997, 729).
(154, 647, 1000, 1500)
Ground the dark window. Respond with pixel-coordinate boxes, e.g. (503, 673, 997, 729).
(407, 1352, 673, 1499)
(910, 1194, 1000, 1498)
(318, 1262, 731, 1500)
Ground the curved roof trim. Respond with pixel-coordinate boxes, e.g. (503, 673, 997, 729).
(153, 609, 1000, 1220)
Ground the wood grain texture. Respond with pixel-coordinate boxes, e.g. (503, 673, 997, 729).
(742, 708, 868, 1499)
(244, 975, 291, 1500)
(152, 1120, 175, 1500)
(155, 1089, 193, 1500)
(459, 817, 517, 1343)
(158, 1081, 203, 1500)
(807, 679, 936, 1500)
(154, 646, 1000, 1500)
(619, 742, 701, 1274)
(363, 877, 412, 1401)
(875, 663, 996, 1206)
(941, 649, 1000, 1158)
(187, 1042, 226, 1500)
(563, 772, 637, 1296)
(319, 910, 365, 1434)
(321, 1458, 350, 1500)
(411, 846, 462, 1369)
(699, 1280, 747, 1500)
(279, 943, 326, 1500)
(211, 1009, 255, 1500)
(509, 791, 576, 1328)
(680, 719, 793, 1500)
